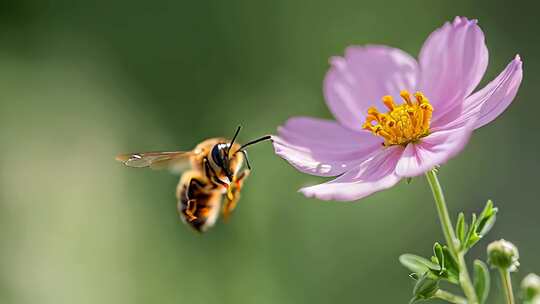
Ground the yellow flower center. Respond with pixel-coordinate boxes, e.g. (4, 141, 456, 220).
(362, 90, 434, 146)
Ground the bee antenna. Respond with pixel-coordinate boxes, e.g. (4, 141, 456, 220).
(235, 135, 272, 152)
(227, 125, 242, 156)
(239, 150, 251, 170)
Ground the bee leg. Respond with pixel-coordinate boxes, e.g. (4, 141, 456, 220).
(203, 156, 227, 188)
(203, 157, 212, 179)
(222, 170, 250, 221)
(184, 178, 207, 222)
(223, 196, 241, 222)
(190, 177, 211, 192)
(185, 199, 198, 222)
(236, 169, 250, 183)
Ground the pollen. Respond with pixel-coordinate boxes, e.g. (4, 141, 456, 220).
(362, 90, 434, 146)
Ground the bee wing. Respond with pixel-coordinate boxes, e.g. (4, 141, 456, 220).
(115, 151, 197, 171)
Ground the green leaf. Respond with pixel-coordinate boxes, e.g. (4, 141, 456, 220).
(467, 233, 482, 249)
(464, 213, 479, 249)
(474, 260, 490, 304)
(477, 205, 497, 237)
(477, 200, 497, 234)
(462, 201, 499, 250)
(400, 254, 440, 275)
(442, 246, 459, 284)
(479, 200, 494, 219)
(433, 243, 445, 271)
(456, 212, 466, 244)
(478, 214, 496, 236)
(413, 273, 440, 300)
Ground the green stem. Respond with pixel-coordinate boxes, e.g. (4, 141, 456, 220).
(433, 290, 468, 304)
(425, 169, 479, 304)
(499, 268, 515, 304)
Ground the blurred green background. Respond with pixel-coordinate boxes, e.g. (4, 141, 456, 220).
(0, 0, 538, 303)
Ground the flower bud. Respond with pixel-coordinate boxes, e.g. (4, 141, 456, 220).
(522, 273, 540, 302)
(487, 239, 519, 271)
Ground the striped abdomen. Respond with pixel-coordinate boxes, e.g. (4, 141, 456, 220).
(176, 171, 222, 232)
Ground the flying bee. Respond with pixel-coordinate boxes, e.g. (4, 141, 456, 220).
(116, 126, 271, 232)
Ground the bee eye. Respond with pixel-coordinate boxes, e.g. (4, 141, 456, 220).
(211, 145, 224, 167)
(221, 149, 228, 160)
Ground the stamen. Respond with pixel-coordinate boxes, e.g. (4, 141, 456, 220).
(382, 95, 395, 110)
(406, 107, 416, 126)
(379, 113, 389, 125)
(362, 91, 434, 146)
(414, 92, 427, 104)
(420, 103, 433, 130)
(400, 90, 413, 106)
(367, 107, 382, 122)
(365, 114, 378, 124)
(414, 109, 424, 134)
(373, 126, 393, 142)
(362, 122, 375, 132)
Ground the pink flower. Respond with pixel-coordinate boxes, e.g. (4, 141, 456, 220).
(273, 17, 523, 201)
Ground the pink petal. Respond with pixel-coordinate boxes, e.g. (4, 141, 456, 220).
(433, 56, 523, 130)
(395, 123, 474, 178)
(299, 146, 403, 201)
(324, 45, 419, 131)
(419, 17, 488, 123)
(470, 56, 523, 129)
(273, 117, 382, 177)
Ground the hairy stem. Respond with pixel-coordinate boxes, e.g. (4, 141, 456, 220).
(425, 169, 479, 304)
(434, 290, 468, 304)
(499, 268, 515, 304)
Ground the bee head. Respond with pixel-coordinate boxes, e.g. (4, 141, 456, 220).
(208, 126, 272, 185)
(209, 143, 235, 183)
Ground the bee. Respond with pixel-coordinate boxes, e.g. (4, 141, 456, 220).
(116, 126, 271, 233)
